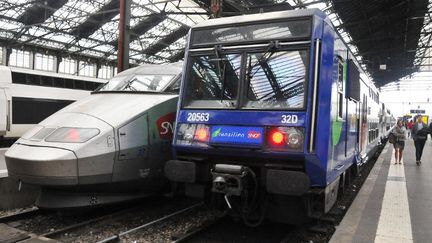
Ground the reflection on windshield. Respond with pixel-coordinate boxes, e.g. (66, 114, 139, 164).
(183, 53, 242, 108)
(97, 74, 175, 92)
(183, 49, 308, 110)
(245, 50, 308, 109)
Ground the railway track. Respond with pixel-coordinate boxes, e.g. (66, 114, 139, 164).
(96, 202, 205, 243)
(40, 203, 149, 239)
(0, 208, 43, 224)
(169, 216, 300, 243)
(0, 145, 386, 242)
(0, 198, 203, 242)
(171, 216, 224, 243)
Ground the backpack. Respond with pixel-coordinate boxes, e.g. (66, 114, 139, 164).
(388, 133, 396, 144)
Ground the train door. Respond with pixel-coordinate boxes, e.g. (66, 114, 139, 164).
(329, 56, 345, 171)
(112, 114, 149, 182)
(359, 93, 368, 153)
(0, 89, 7, 136)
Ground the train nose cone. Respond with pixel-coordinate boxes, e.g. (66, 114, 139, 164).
(5, 144, 78, 186)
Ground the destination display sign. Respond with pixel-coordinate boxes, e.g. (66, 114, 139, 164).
(210, 126, 264, 146)
(410, 109, 425, 114)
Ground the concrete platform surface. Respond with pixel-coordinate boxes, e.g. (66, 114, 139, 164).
(330, 140, 432, 243)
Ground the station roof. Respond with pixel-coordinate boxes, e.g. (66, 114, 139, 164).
(0, 0, 430, 87)
(331, 0, 430, 86)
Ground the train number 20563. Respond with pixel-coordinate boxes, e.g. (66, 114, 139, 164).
(187, 112, 210, 122)
(281, 114, 298, 124)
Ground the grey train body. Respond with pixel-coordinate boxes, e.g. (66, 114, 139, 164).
(5, 63, 182, 208)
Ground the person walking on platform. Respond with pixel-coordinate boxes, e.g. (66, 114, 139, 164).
(392, 120, 406, 164)
(407, 120, 414, 138)
(412, 115, 430, 165)
(429, 121, 432, 141)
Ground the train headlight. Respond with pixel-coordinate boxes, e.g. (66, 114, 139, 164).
(266, 127, 304, 152)
(45, 127, 100, 143)
(286, 128, 304, 149)
(176, 123, 210, 147)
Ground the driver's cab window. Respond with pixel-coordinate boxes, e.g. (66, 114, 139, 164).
(165, 78, 181, 93)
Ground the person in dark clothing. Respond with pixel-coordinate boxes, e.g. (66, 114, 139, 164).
(411, 115, 429, 165)
(430, 121, 432, 141)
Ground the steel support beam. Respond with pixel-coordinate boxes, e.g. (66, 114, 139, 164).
(117, 0, 131, 72)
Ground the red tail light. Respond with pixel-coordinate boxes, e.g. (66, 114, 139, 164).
(267, 127, 305, 152)
(195, 127, 210, 142)
(270, 129, 285, 145)
(176, 124, 210, 147)
(66, 128, 80, 142)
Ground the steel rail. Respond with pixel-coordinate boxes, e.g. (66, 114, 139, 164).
(96, 202, 204, 243)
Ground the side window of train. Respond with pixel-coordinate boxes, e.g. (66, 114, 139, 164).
(337, 57, 344, 119)
(362, 94, 367, 124)
(165, 78, 181, 93)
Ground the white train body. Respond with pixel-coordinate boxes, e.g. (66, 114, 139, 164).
(0, 66, 105, 140)
(5, 63, 182, 208)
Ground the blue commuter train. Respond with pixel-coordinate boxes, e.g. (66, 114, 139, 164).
(165, 9, 394, 224)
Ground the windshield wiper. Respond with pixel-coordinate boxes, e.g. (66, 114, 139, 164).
(246, 41, 280, 81)
(214, 45, 228, 103)
(122, 78, 139, 91)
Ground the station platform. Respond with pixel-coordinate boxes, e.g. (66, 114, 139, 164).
(330, 139, 432, 243)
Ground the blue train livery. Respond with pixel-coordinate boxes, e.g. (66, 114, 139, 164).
(165, 9, 394, 224)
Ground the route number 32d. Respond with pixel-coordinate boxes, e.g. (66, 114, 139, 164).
(187, 112, 210, 122)
(281, 115, 298, 124)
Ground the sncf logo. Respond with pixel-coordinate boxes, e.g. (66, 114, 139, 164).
(247, 131, 261, 139)
(157, 112, 176, 139)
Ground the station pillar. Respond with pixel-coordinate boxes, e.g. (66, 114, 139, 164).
(117, 0, 131, 72)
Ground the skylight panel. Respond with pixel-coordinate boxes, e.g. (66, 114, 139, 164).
(78, 38, 99, 49)
(130, 2, 152, 27)
(163, 1, 208, 26)
(130, 18, 183, 51)
(93, 44, 113, 53)
(88, 16, 119, 43)
(0, 0, 30, 18)
(27, 26, 49, 37)
(107, 54, 117, 61)
(0, 18, 23, 30)
(43, 0, 109, 31)
(49, 33, 75, 43)
(30, 39, 65, 49)
(82, 49, 105, 58)
(157, 38, 186, 59)
(414, 0, 432, 71)
(0, 31, 13, 39)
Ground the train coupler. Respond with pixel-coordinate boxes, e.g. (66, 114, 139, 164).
(211, 164, 247, 197)
(211, 164, 250, 210)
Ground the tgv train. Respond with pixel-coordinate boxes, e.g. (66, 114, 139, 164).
(0, 66, 105, 145)
(165, 9, 394, 224)
(6, 63, 182, 208)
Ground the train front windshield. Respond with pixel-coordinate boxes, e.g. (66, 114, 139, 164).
(97, 74, 176, 93)
(183, 49, 308, 110)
